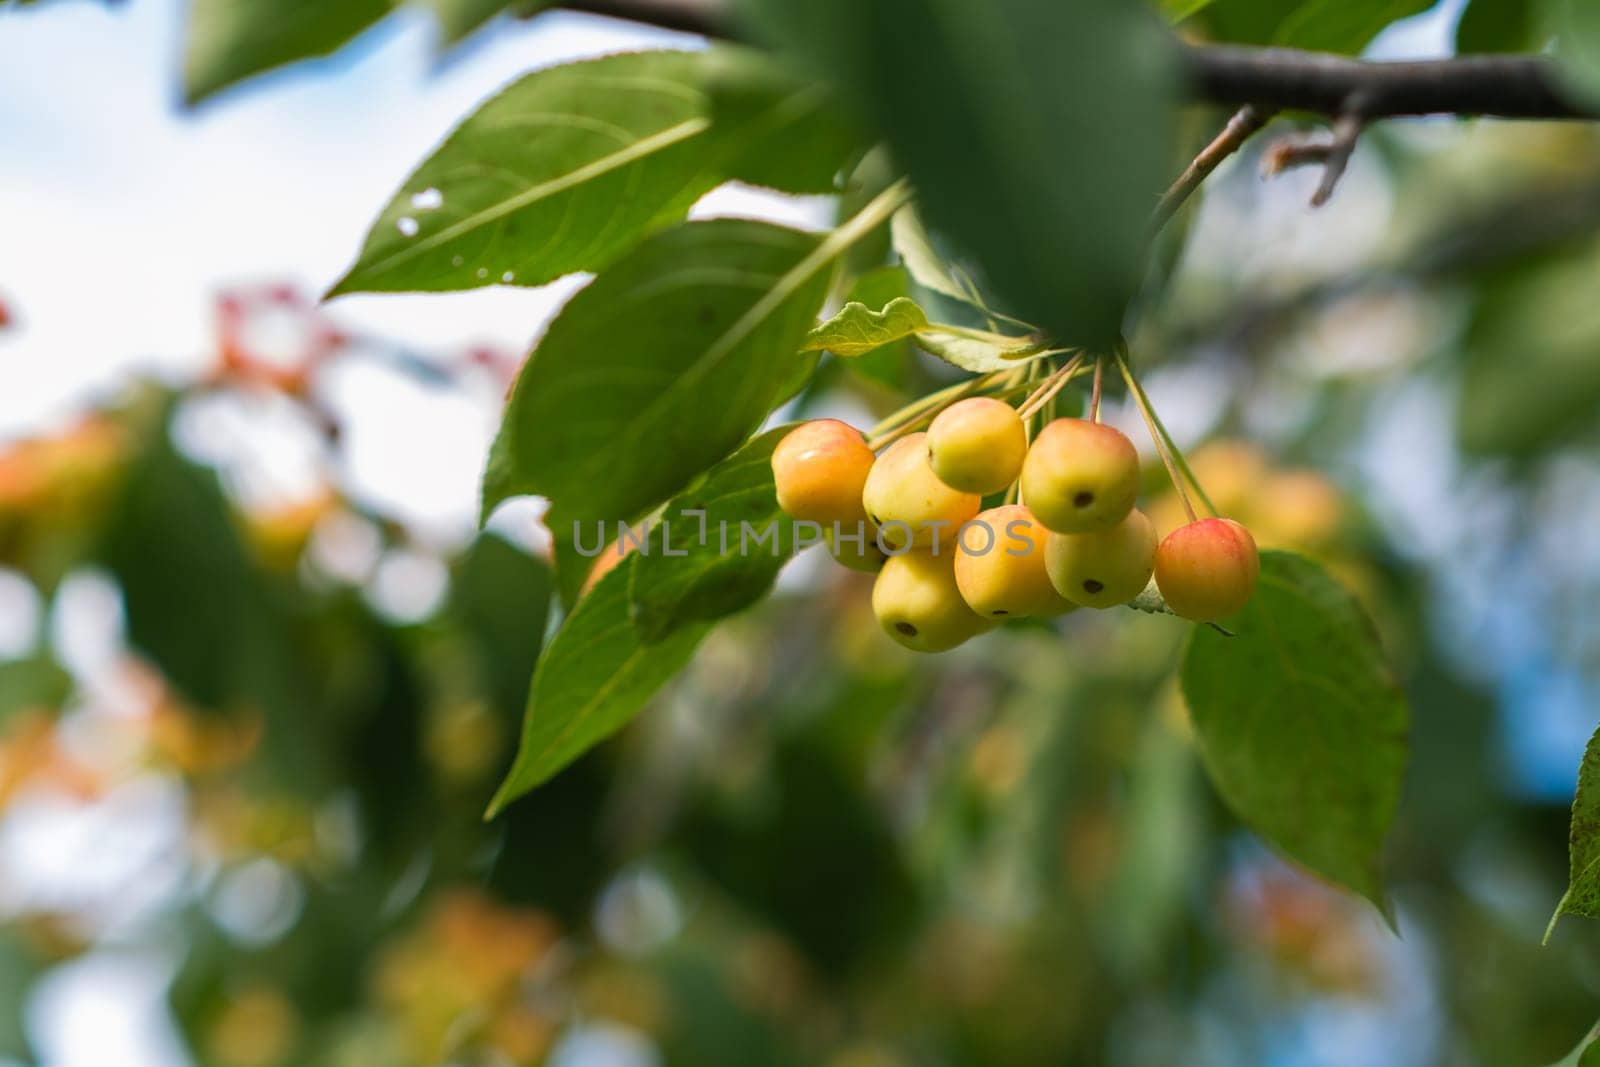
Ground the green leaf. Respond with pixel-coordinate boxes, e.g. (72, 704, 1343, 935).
(889, 205, 983, 310)
(1547, 0, 1600, 101)
(705, 48, 866, 195)
(628, 426, 798, 643)
(916, 329, 1043, 373)
(1547, 1021, 1600, 1067)
(329, 50, 721, 297)
(1181, 550, 1407, 911)
(802, 297, 929, 356)
(1547, 725, 1600, 942)
(1456, 0, 1537, 53)
(488, 553, 707, 811)
(423, 0, 547, 44)
(452, 534, 553, 721)
(1457, 247, 1600, 457)
(481, 217, 831, 526)
(839, 266, 918, 390)
(0, 653, 72, 724)
(182, 0, 390, 105)
(1162, 0, 1218, 23)
(1270, 0, 1432, 54)
(747, 0, 1175, 351)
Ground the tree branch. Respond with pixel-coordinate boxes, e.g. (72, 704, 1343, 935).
(551, 0, 1599, 122)
(1152, 105, 1276, 232)
(1180, 46, 1595, 120)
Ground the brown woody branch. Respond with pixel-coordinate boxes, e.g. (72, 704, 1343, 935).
(552, 1, 1598, 122)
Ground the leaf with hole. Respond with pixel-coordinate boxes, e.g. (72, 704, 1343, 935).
(1181, 550, 1407, 912)
(328, 50, 721, 296)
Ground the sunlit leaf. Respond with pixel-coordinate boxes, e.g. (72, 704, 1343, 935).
(915, 329, 1043, 373)
(802, 298, 929, 356)
(1182, 551, 1407, 911)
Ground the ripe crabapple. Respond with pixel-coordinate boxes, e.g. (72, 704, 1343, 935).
(1021, 418, 1141, 534)
(862, 432, 981, 550)
(1045, 508, 1157, 609)
(771, 419, 874, 526)
(827, 523, 889, 573)
(1255, 470, 1343, 549)
(872, 549, 992, 652)
(926, 397, 1027, 495)
(953, 505, 1077, 619)
(1154, 517, 1259, 621)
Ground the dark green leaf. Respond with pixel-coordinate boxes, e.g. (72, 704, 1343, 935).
(0, 653, 71, 724)
(1456, 0, 1537, 53)
(423, 0, 547, 44)
(329, 50, 721, 297)
(747, 0, 1175, 351)
(182, 0, 390, 105)
(1547, 0, 1600, 101)
(1271, 0, 1432, 54)
(1547, 725, 1600, 941)
(629, 426, 797, 643)
(1546, 1021, 1600, 1066)
(889, 204, 987, 312)
(452, 534, 553, 720)
(1458, 247, 1600, 457)
(488, 553, 707, 810)
(705, 48, 866, 195)
(481, 218, 830, 525)
(1181, 550, 1407, 910)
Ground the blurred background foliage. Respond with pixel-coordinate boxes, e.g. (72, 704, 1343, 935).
(8, 0, 1600, 1065)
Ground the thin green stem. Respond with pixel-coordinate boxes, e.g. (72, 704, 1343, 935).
(1116, 347, 1197, 523)
(1115, 343, 1219, 518)
(1089, 356, 1103, 423)
(1017, 354, 1085, 421)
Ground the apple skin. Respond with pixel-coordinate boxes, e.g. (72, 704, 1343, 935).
(1154, 517, 1260, 622)
(772, 419, 875, 527)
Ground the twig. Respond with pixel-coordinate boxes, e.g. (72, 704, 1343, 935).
(549, 2, 1599, 122)
(1152, 105, 1277, 232)
(1115, 345, 1219, 519)
(1088, 356, 1103, 423)
(1181, 46, 1594, 120)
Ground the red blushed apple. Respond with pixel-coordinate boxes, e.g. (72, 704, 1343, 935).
(1154, 517, 1259, 621)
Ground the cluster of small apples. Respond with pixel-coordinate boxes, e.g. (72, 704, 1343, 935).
(771, 397, 1260, 653)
